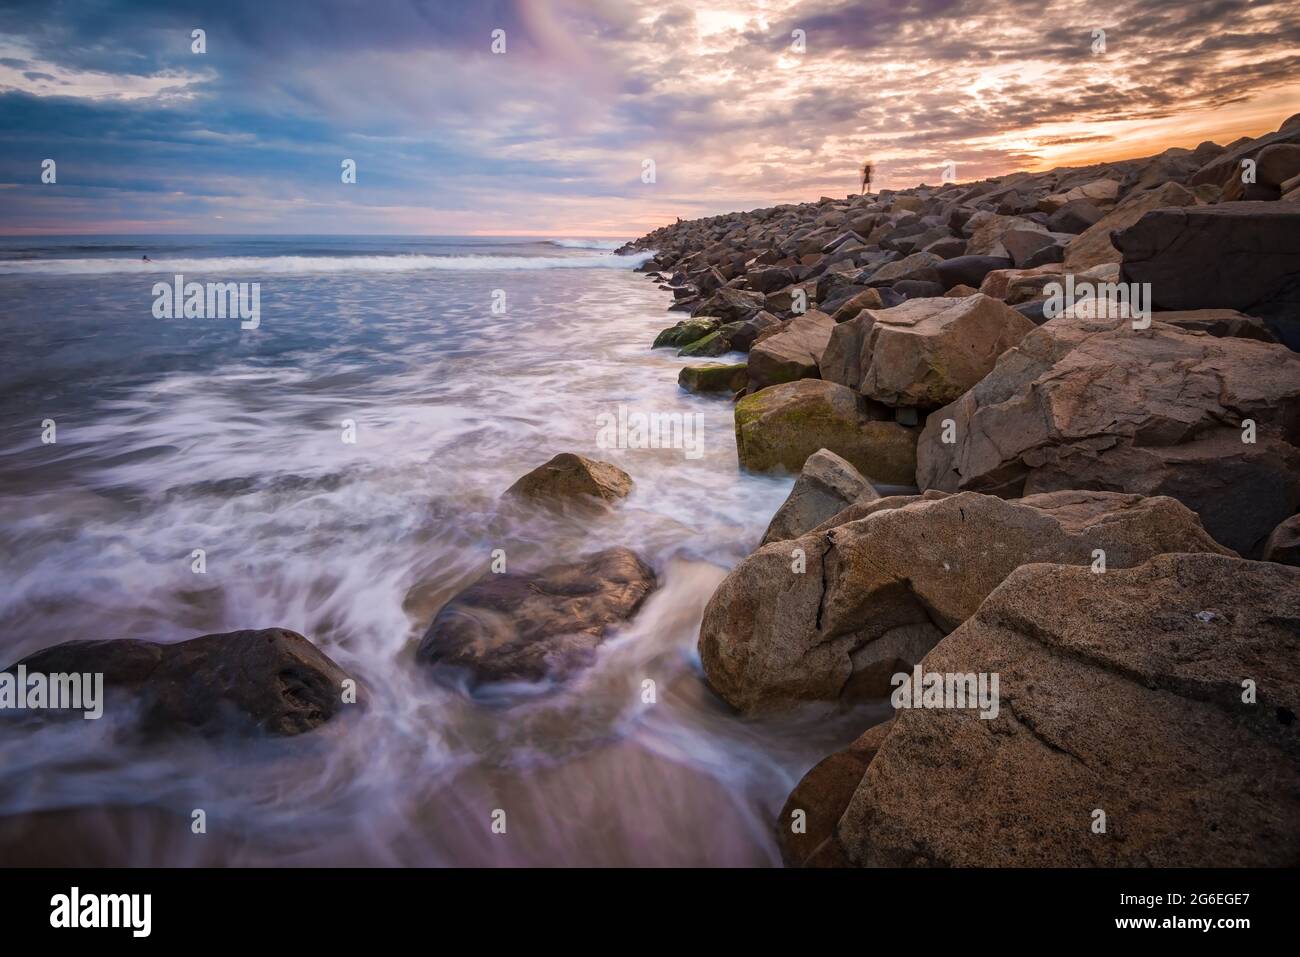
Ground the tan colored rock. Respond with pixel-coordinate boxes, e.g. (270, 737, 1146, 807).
(915, 317, 1300, 557)
(778, 720, 893, 867)
(417, 548, 657, 687)
(734, 379, 917, 483)
(504, 452, 632, 506)
(1063, 181, 1198, 270)
(747, 310, 834, 391)
(978, 262, 1063, 300)
(821, 294, 1035, 409)
(943, 284, 979, 297)
(698, 490, 1231, 714)
(829, 288, 886, 322)
(761, 449, 877, 545)
(964, 212, 1048, 258)
(837, 553, 1300, 866)
(1038, 177, 1121, 212)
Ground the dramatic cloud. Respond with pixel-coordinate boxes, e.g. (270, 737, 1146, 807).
(1, 0, 1297, 235)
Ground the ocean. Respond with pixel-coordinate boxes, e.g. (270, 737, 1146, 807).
(0, 235, 884, 865)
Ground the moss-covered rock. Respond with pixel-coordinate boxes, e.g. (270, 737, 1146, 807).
(734, 379, 918, 483)
(679, 362, 748, 394)
(678, 330, 731, 357)
(652, 316, 720, 349)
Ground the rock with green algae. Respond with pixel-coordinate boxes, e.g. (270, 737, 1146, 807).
(652, 316, 720, 349)
(679, 362, 748, 394)
(678, 330, 731, 357)
(733, 378, 917, 483)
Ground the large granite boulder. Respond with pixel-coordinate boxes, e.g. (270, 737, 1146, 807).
(747, 310, 835, 391)
(5, 628, 358, 737)
(417, 548, 656, 687)
(1062, 181, 1198, 271)
(696, 287, 766, 323)
(760, 449, 877, 545)
(1115, 202, 1300, 349)
(504, 453, 632, 507)
(933, 255, 1012, 291)
(698, 490, 1230, 714)
(835, 553, 1300, 866)
(916, 318, 1300, 558)
(820, 294, 1035, 409)
(734, 379, 918, 483)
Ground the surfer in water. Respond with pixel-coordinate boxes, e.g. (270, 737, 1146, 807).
(141, 254, 152, 263)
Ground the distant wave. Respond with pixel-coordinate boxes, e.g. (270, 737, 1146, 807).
(0, 251, 653, 276)
(544, 238, 627, 250)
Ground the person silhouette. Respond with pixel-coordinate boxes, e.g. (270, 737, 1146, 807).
(141, 254, 152, 263)
(861, 162, 873, 195)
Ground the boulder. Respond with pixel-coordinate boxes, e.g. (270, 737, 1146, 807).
(915, 317, 1300, 557)
(760, 449, 877, 545)
(722, 310, 782, 352)
(1115, 202, 1300, 349)
(6, 628, 358, 737)
(699, 490, 1231, 714)
(679, 362, 748, 394)
(416, 548, 657, 687)
(1046, 199, 1104, 234)
(828, 288, 886, 322)
(734, 379, 918, 483)
(866, 251, 942, 285)
(933, 255, 1013, 292)
(504, 453, 633, 507)
(836, 553, 1300, 866)
(820, 294, 1035, 409)
(779, 720, 893, 867)
(653, 316, 719, 349)
(1153, 309, 1277, 342)
(964, 213, 1048, 258)
(696, 287, 766, 323)
(978, 262, 1064, 300)
(1263, 514, 1300, 566)
(1063, 181, 1199, 271)
(747, 266, 796, 293)
(747, 310, 834, 391)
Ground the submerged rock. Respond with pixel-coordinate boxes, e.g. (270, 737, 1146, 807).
(679, 362, 747, 394)
(835, 553, 1300, 866)
(416, 548, 657, 687)
(6, 628, 357, 737)
(504, 453, 633, 507)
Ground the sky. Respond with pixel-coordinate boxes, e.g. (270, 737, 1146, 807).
(1, 0, 1298, 237)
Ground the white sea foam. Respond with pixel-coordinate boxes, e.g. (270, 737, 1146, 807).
(0, 251, 652, 276)
(545, 238, 626, 250)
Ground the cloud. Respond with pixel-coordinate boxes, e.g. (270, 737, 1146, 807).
(1, 0, 1298, 234)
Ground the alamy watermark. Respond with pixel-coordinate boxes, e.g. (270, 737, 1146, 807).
(152, 274, 260, 329)
(1, 666, 104, 719)
(890, 666, 1000, 719)
(1043, 275, 1152, 329)
(596, 404, 704, 460)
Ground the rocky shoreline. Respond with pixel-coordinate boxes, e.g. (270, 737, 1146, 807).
(622, 112, 1300, 866)
(5, 114, 1298, 867)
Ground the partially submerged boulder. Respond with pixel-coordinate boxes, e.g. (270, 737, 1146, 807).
(679, 362, 747, 395)
(734, 379, 918, 484)
(6, 628, 357, 737)
(915, 318, 1300, 557)
(836, 553, 1300, 866)
(416, 548, 657, 687)
(760, 449, 877, 545)
(504, 453, 633, 507)
(821, 294, 1035, 409)
(699, 490, 1230, 714)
